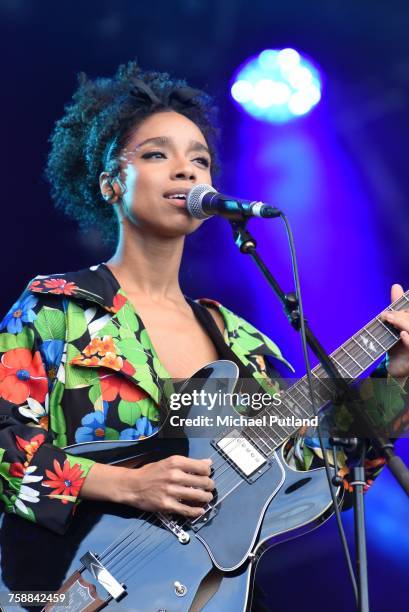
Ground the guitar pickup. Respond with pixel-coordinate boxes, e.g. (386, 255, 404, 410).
(215, 430, 268, 478)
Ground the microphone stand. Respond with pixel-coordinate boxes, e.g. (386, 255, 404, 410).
(228, 218, 409, 612)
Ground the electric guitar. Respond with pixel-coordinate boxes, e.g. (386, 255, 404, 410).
(0, 291, 408, 612)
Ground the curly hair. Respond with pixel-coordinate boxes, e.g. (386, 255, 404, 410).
(46, 61, 219, 244)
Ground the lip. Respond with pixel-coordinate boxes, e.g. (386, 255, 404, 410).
(164, 197, 187, 209)
(163, 187, 191, 209)
(163, 187, 191, 199)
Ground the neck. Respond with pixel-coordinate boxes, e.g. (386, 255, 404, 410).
(106, 222, 186, 302)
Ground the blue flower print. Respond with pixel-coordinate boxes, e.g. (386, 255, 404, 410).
(119, 416, 158, 440)
(75, 405, 109, 443)
(40, 340, 64, 378)
(0, 295, 38, 334)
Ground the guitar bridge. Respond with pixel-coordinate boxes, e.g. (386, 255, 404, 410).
(158, 513, 190, 544)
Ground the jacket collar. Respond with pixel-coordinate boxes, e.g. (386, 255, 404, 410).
(29, 264, 293, 403)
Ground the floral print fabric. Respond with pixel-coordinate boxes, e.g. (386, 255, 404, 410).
(0, 263, 407, 533)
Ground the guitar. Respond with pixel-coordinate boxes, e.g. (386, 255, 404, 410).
(0, 291, 408, 612)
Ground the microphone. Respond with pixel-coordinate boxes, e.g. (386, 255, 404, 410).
(186, 184, 281, 220)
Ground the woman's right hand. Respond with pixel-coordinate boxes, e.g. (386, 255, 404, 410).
(80, 455, 215, 519)
(120, 455, 214, 518)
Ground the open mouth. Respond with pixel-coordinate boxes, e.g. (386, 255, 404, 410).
(164, 193, 187, 202)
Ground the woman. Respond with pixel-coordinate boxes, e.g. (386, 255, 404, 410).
(1, 61, 409, 607)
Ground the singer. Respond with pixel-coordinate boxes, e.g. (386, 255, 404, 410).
(1, 61, 409, 610)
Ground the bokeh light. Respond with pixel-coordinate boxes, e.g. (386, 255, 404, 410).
(231, 48, 323, 123)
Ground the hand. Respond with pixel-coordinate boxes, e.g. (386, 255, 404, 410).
(120, 455, 214, 518)
(381, 284, 409, 381)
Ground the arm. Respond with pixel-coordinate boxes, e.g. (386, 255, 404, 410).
(0, 289, 215, 532)
(0, 289, 94, 534)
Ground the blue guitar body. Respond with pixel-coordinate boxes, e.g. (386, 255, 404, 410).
(0, 361, 340, 611)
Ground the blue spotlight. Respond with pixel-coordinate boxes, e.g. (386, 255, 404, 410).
(231, 48, 322, 123)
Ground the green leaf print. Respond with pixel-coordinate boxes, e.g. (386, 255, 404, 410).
(139, 329, 153, 351)
(15, 504, 36, 523)
(50, 402, 67, 437)
(117, 338, 148, 365)
(153, 357, 169, 378)
(66, 302, 88, 342)
(139, 398, 160, 421)
(0, 329, 32, 351)
(15, 328, 35, 349)
(34, 307, 65, 341)
(65, 344, 98, 389)
(117, 303, 139, 333)
(99, 321, 120, 338)
(105, 427, 120, 440)
(118, 400, 142, 426)
(236, 330, 263, 351)
(89, 384, 103, 411)
(0, 333, 18, 351)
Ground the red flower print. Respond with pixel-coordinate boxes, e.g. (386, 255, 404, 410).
(29, 280, 42, 292)
(15, 432, 45, 462)
(0, 348, 48, 404)
(9, 462, 25, 478)
(43, 279, 78, 295)
(43, 459, 85, 503)
(100, 374, 147, 402)
(109, 293, 127, 313)
(121, 360, 135, 376)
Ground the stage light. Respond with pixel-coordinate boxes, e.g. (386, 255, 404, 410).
(231, 48, 322, 123)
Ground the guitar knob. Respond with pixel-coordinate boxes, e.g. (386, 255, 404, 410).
(174, 581, 188, 596)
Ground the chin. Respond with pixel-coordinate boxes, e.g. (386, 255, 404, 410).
(146, 216, 203, 239)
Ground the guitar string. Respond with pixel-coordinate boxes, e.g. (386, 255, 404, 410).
(97, 318, 399, 576)
(102, 447, 237, 571)
(102, 444, 252, 574)
(100, 436, 241, 568)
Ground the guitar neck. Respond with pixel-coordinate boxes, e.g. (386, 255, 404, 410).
(242, 290, 409, 455)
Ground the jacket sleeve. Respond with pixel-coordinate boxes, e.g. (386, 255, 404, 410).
(281, 358, 409, 506)
(0, 288, 94, 534)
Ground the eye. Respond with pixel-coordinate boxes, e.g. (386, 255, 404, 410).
(141, 151, 167, 160)
(194, 156, 211, 168)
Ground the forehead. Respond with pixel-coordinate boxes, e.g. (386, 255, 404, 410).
(128, 111, 208, 147)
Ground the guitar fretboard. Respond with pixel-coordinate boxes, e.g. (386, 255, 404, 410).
(242, 290, 409, 455)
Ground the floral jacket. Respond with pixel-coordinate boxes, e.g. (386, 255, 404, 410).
(0, 263, 406, 534)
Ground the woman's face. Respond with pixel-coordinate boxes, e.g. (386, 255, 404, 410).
(117, 110, 213, 238)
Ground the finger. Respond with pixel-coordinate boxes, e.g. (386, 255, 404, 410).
(169, 455, 213, 476)
(174, 472, 215, 491)
(171, 500, 207, 519)
(169, 485, 213, 504)
(381, 310, 409, 331)
(399, 330, 409, 349)
(391, 283, 404, 303)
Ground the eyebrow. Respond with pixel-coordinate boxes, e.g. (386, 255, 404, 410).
(135, 136, 210, 155)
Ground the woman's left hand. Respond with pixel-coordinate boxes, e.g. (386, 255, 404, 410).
(381, 284, 409, 381)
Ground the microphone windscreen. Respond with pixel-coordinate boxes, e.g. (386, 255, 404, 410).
(186, 184, 216, 219)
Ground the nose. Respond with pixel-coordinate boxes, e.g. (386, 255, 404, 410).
(171, 157, 197, 182)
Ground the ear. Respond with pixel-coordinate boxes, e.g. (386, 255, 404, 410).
(99, 171, 121, 204)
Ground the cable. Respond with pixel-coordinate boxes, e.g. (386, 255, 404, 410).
(278, 212, 358, 603)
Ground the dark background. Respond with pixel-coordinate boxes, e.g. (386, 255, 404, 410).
(2, 1, 409, 610)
